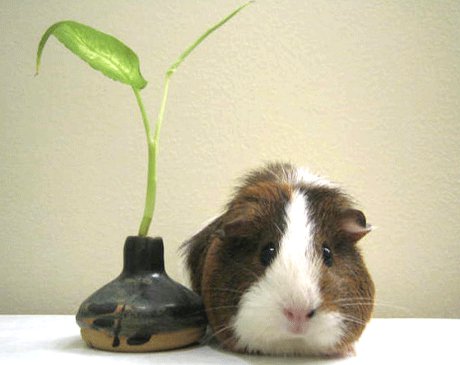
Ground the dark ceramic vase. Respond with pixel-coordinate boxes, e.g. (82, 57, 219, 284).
(76, 236, 207, 352)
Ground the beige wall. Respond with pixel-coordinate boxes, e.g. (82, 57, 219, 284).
(1, 0, 459, 317)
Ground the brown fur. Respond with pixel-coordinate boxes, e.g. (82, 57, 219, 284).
(181, 162, 374, 355)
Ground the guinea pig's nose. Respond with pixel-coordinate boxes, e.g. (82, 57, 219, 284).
(283, 307, 316, 323)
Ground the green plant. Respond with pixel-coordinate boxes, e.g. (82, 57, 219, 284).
(36, 2, 252, 237)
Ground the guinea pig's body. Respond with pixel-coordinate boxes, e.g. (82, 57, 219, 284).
(182, 163, 374, 356)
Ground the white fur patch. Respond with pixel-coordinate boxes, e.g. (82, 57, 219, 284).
(232, 190, 344, 355)
(275, 165, 334, 188)
(294, 167, 335, 188)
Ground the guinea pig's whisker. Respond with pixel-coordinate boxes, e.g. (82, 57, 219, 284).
(207, 324, 233, 340)
(205, 324, 240, 351)
(273, 221, 284, 235)
(201, 287, 245, 295)
(333, 297, 410, 310)
(340, 314, 367, 326)
(337, 301, 375, 305)
(212, 324, 233, 336)
(331, 297, 413, 314)
(331, 297, 374, 304)
(200, 330, 217, 345)
(201, 324, 234, 345)
(206, 304, 240, 311)
(373, 303, 413, 314)
(374, 300, 413, 312)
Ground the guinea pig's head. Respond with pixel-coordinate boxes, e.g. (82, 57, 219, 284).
(184, 163, 375, 356)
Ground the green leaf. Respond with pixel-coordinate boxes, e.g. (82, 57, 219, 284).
(36, 20, 147, 89)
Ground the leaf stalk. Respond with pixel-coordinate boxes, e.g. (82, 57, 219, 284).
(136, 1, 252, 237)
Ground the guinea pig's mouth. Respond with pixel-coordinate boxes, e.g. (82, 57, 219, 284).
(284, 322, 310, 337)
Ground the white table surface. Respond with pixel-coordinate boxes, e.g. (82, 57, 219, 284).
(0, 316, 458, 364)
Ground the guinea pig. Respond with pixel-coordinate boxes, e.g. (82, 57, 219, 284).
(181, 162, 374, 356)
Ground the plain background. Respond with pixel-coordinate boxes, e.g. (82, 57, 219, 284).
(1, 0, 459, 318)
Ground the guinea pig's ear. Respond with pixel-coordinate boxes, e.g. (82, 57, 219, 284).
(223, 218, 253, 238)
(339, 209, 373, 242)
(222, 206, 258, 239)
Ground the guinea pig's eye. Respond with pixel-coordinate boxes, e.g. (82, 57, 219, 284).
(260, 242, 277, 267)
(322, 245, 333, 267)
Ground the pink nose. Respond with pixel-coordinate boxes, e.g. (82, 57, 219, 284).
(283, 307, 316, 324)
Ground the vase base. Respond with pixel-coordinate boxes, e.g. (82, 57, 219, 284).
(80, 326, 206, 352)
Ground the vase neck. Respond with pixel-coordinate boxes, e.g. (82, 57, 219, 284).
(122, 236, 165, 275)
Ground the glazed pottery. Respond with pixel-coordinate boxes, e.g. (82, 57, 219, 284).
(76, 236, 207, 352)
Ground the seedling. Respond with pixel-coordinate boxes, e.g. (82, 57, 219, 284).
(36, 2, 252, 237)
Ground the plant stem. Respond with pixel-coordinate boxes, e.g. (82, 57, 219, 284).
(153, 75, 171, 160)
(133, 87, 156, 237)
(134, 75, 172, 237)
(167, 1, 253, 77)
